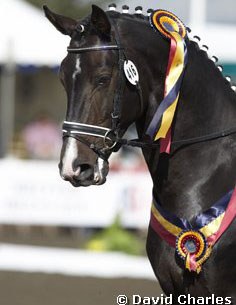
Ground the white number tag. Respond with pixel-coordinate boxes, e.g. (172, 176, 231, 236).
(123, 60, 139, 85)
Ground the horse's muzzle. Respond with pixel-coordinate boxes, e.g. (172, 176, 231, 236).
(60, 157, 109, 187)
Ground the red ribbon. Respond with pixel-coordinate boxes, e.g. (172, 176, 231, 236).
(160, 37, 178, 154)
(208, 187, 236, 246)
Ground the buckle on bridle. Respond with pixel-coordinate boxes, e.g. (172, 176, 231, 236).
(103, 130, 118, 150)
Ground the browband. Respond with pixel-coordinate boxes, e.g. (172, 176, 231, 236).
(67, 45, 122, 53)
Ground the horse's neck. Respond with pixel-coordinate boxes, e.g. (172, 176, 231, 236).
(128, 26, 236, 217)
(174, 42, 236, 139)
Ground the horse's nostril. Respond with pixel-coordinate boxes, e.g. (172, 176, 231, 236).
(72, 160, 91, 175)
(61, 173, 73, 181)
(78, 164, 94, 181)
(80, 164, 92, 172)
(61, 175, 70, 182)
(60, 162, 94, 186)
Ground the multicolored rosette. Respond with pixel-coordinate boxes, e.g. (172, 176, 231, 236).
(176, 230, 208, 273)
(150, 189, 236, 273)
(150, 10, 187, 40)
(147, 10, 188, 153)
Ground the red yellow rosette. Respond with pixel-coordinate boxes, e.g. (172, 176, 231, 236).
(176, 230, 208, 273)
(147, 10, 187, 153)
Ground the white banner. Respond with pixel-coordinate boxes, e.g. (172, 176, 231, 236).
(0, 159, 152, 228)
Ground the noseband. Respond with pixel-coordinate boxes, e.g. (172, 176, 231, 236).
(62, 120, 118, 153)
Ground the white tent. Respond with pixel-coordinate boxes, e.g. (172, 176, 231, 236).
(114, 0, 236, 63)
(0, 0, 69, 66)
(1, 0, 236, 65)
(188, 24, 236, 63)
(0, 0, 70, 157)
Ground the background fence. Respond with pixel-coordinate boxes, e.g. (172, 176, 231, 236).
(0, 159, 152, 228)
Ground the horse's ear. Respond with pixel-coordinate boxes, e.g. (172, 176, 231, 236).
(43, 5, 77, 36)
(91, 5, 111, 36)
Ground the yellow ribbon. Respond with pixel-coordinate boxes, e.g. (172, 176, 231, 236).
(152, 202, 226, 239)
(151, 203, 182, 236)
(151, 202, 227, 273)
(155, 32, 185, 140)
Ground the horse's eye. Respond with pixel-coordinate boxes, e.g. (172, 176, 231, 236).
(96, 75, 111, 86)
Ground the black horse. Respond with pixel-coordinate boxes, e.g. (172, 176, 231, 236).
(44, 4, 236, 302)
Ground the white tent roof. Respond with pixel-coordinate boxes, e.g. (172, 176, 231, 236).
(1, 0, 236, 65)
(188, 23, 236, 63)
(0, 0, 69, 66)
(113, 0, 236, 63)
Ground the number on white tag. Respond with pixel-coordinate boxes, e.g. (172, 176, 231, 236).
(123, 60, 139, 85)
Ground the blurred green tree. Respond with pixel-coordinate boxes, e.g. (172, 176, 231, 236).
(85, 217, 145, 256)
(25, 0, 108, 19)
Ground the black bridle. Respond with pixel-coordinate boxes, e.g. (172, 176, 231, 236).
(62, 18, 146, 160)
(62, 26, 236, 160)
(62, 42, 127, 160)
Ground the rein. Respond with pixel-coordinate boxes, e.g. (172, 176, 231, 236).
(115, 126, 236, 152)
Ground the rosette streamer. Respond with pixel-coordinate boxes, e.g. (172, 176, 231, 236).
(146, 10, 188, 153)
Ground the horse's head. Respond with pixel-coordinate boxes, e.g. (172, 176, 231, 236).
(44, 5, 144, 187)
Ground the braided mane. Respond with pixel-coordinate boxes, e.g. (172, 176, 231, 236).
(104, 6, 236, 91)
